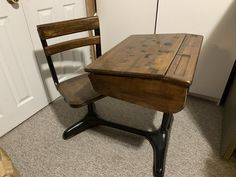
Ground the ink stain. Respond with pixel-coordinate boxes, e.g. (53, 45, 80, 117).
(164, 42, 172, 46)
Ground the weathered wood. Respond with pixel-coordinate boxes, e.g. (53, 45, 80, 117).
(45, 36, 100, 56)
(37, 16, 103, 108)
(86, 34, 203, 86)
(37, 16, 99, 40)
(89, 74, 187, 113)
(165, 34, 203, 86)
(57, 74, 104, 107)
(86, 34, 187, 80)
(85, 33, 203, 112)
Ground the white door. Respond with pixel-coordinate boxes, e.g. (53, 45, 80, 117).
(0, 1, 48, 136)
(21, 0, 91, 101)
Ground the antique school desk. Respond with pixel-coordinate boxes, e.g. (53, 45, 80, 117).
(85, 33, 203, 177)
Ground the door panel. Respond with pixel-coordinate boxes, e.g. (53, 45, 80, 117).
(0, 1, 48, 136)
(21, 0, 90, 101)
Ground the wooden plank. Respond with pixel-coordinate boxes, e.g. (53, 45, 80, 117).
(37, 16, 99, 39)
(89, 74, 187, 113)
(45, 36, 100, 56)
(86, 34, 186, 79)
(165, 34, 203, 86)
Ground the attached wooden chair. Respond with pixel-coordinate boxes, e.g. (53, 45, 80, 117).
(37, 16, 105, 139)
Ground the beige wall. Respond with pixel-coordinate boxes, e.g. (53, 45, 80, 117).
(97, 0, 157, 52)
(157, 0, 236, 100)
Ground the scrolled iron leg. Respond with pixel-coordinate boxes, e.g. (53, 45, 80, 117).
(147, 113, 173, 177)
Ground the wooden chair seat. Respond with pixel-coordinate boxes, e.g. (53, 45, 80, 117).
(57, 73, 104, 107)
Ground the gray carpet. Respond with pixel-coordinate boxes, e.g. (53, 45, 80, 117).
(0, 96, 235, 177)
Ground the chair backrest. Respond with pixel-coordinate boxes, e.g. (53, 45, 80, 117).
(37, 16, 101, 86)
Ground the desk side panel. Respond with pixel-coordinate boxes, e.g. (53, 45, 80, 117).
(89, 74, 187, 113)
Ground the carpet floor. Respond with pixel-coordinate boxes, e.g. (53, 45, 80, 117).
(0, 96, 235, 177)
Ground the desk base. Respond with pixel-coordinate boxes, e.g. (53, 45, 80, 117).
(63, 103, 173, 177)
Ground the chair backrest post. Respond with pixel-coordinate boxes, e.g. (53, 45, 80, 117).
(94, 28, 101, 58)
(40, 39, 59, 85)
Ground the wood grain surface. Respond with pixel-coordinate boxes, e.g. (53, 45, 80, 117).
(86, 34, 203, 86)
(85, 33, 203, 112)
(37, 16, 103, 108)
(57, 74, 104, 107)
(45, 36, 100, 56)
(165, 34, 203, 86)
(37, 16, 99, 40)
(89, 74, 187, 113)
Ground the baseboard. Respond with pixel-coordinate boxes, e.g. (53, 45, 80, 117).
(188, 92, 220, 104)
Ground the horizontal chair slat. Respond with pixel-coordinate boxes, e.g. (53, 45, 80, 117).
(37, 16, 99, 39)
(45, 36, 100, 56)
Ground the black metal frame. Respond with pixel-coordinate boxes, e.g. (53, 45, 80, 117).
(63, 103, 173, 177)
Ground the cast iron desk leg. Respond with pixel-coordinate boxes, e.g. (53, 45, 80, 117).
(147, 113, 173, 177)
(63, 104, 174, 177)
